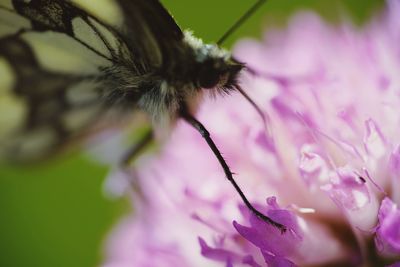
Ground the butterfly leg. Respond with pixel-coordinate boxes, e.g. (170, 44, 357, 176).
(121, 128, 153, 167)
(180, 108, 287, 233)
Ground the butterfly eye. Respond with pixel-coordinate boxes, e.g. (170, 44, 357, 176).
(198, 67, 220, 89)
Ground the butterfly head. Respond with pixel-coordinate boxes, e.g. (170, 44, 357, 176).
(197, 56, 244, 91)
(184, 31, 244, 92)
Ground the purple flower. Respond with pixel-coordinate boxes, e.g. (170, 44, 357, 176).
(102, 2, 400, 266)
(376, 197, 400, 256)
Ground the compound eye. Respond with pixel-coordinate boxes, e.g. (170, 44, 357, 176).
(198, 68, 220, 89)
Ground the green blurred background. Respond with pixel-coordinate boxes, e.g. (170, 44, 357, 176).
(0, 1, 383, 267)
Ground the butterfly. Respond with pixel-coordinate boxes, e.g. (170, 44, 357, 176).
(0, 0, 286, 232)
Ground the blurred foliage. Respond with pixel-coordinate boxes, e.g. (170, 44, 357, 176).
(162, 0, 383, 47)
(0, 1, 383, 267)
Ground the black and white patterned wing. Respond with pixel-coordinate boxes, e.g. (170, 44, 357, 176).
(0, 0, 183, 162)
(114, 0, 184, 68)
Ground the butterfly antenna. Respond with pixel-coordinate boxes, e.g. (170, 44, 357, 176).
(217, 0, 266, 46)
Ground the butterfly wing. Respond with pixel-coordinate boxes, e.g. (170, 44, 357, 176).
(0, 0, 183, 162)
(115, 0, 184, 67)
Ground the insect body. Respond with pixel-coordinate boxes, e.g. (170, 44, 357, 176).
(0, 0, 286, 232)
